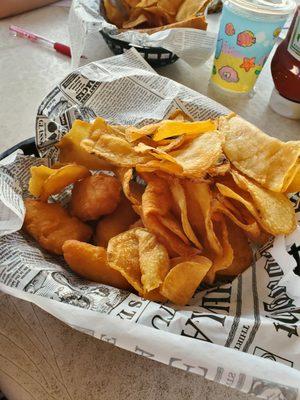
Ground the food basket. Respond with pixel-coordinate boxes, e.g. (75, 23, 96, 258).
(1, 49, 300, 400)
(100, 31, 178, 67)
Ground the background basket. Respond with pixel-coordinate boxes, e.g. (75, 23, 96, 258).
(100, 31, 178, 68)
(0, 137, 37, 161)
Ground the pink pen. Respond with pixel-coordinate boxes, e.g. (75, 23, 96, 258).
(9, 25, 85, 58)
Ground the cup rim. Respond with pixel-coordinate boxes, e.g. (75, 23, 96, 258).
(227, 0, 296, 15)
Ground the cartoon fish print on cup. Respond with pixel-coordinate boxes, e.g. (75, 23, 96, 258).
(218, 65, 239, 82)
(240, 57, 256, 72)
(225, 22, 235, 36)
(237, 30, 256, 47)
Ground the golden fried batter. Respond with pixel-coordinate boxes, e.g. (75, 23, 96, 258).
(70, 174, 121, 221)
(95, 195, 139, 247)
(23, 199, 92, 255)
(63, 240, 130, 290)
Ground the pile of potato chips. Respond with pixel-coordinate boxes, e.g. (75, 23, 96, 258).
(24, 111, 300, 306)
(103, 0, 209, 32)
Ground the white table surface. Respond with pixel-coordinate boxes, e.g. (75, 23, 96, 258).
(0, 4, 299, 400)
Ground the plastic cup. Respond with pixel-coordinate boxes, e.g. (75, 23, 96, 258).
(210, 0, 295, 93)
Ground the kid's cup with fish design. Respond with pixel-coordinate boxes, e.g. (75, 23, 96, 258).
(211, 0, 295, 93)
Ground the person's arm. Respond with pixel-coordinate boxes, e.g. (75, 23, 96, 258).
(0, 0, 58, 19)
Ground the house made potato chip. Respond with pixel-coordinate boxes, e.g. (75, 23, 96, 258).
(107, 228, 169, 293)
(160, 256, 212, 305)
(141, 175, 198, 256)
(24, 112, 300, 306)
(219, 115, 300, 193)
(29, 164, 90, 201)
(217, 219, 253, 278)
(103, 0, 208, 30)
(135, 228, 170, 291)
(56, 120, 112, 170)
(204, 215, 234, 284)
(231, 170, 296, 235)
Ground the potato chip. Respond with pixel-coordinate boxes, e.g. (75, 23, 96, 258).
(136, 159, 183, 176)
(89, 117, 126, 139)
(158, 136, 186, 152)
(170, 131, 224, 178)
(142, 175, 172, 215)
(176, 0, 210, 21)
(130, 219, 144, 229)
(133, 15, 207, 33)
(216, 185, 273, 245)
(284, 163, 300, 193)
(123, 12, 149, 28)
(118, 168, 145, 206)
(29, 164, 91, 201)
(231, 170, 296, 235)
(145, 214, 197, 256)
(57, 120, 112, 170)
(95, 194, 139, 247)
(206, 154, 230, 178)
(107, 228, 169, 292)
(139, 288, 167, 302)
(81, 132, 151, 168)
(134, 142, 181, 165)
(143, 6, 174, 26)
(219, 115, 300, 192)
(29, 165, 53, 197)
(217, 219, 253, 278)
(125, 123, 159, 142)
(107, 228, 143, 292)
(104, 0, 125, 27)
(280, 163, 300, 193)
(141, 176, 197, 256)
(152, 120, 216, 141)
(42, 164, 91, 201)
(124, 0, 140, 7)
(156, 213, 189, 243)
(170, 179, 202, 248)
(213, 175, 261, 233)
(136, 0, 157, 8)
(105, 0, 207, 31)
(217, 183, 262, 220)
(204, 216, 234, 284)
(170, 254, 208, 268)
(62, 240, 130, 290)
(287, 175, 300, 193)
(185, 181, 223, 254)
(167, 109, 192, 121)
(158, 0, 183, 15)
(160, 256, 212, 306)
(211, 197, 261, 240)
(136, 228, 170, 291)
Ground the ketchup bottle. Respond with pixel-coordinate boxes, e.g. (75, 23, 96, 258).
(269, 6, 300, 119)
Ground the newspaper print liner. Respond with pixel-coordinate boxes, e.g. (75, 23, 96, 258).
(1, 49, 300, 399)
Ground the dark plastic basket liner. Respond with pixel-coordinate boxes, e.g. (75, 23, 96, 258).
(0, 137, 37, 161)
(100, 30, 178, 68)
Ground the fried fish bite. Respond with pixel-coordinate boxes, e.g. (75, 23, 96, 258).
(95, 194, 139, 248)
(23, 199, 92, 255)
(70, 174, 121, 221)
(62, 240, 130, 290)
